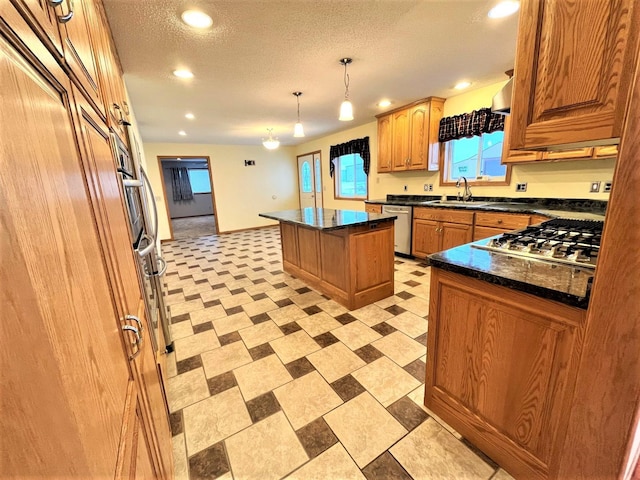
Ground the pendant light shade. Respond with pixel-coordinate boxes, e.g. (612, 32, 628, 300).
(292, 92, 305, 138)
(262, 128, 280, 150)
(338, 58, 354, 121)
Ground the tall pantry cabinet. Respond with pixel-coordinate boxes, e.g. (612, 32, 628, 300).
(1, 1, 172, 478)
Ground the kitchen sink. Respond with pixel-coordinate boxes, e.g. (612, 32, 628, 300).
(429, 200, 490, 207)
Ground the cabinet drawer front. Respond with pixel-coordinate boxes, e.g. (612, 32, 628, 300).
(473, 226, 510, 241)
(364, 203, 382, 214)
(475, 212, 530, 230)
(414, 207, 474, 224)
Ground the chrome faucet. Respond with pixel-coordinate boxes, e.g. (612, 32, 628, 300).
(456, 176, 472, 202)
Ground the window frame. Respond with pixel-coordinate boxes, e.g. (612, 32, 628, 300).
(333, 153, 369, 200)
(438, 131, 512, 187)
(187, 168, 212, 194)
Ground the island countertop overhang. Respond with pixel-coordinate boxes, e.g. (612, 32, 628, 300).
(259, 208, 397, 231)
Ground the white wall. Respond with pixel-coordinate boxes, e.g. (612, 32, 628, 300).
(142, 143, 298, 240)
(295, 80, 615, 210)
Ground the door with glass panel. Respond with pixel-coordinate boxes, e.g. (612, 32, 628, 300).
(297, 152, 322, 209)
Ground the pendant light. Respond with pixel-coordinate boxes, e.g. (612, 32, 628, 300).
(292, 92, 305, 138)
(338, 58, 354, 121)
(262, 128, 280, 150)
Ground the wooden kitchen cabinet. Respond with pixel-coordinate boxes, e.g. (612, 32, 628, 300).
(425, 269, 586, 479)
(473, 211, 530, 241)
(12, 0, 63, 57)
(1, 2, 171, 477)
(364, 203, 383, 214)
(509, 0, 639, 151)
(412, 208, 473, 258)
(377, 97, 445, 173)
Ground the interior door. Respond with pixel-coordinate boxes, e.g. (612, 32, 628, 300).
(297, 153, 316, 209)
(313, 152, 323, 208)
(0, 10, 131, 476)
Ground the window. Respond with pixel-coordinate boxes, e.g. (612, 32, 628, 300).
(187, 169, 211, 193)
(301, 161, 312, 193)
(443, 131, 508, 184)
(335, 153, 367, 199)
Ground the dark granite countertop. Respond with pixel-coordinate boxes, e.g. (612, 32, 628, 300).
(260, 208, 397, 231)
(426, 239, 594, 309)
(367, 195, 607, 221)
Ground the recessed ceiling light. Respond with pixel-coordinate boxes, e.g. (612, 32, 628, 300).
(185, 113, 195, 119)
(488, 1, 520, 18)
(173, 69, 194, 79)
(178, 130, 187, 136)
(181, 10, 213, 29)
(454, 81, 472, 90)
(378, 100, 392, 108)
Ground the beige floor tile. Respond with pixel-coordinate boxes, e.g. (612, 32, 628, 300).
(291, 291, 325, 308)
(266, 286, 298, 302)
(297, 312, 342, 337)
(394, 271, 414, 283)
(374, 295, 402, 309)
(307, 342, 366, 383)
(199, 287, 232, 303)
(386, 311, 429, 338)
(242, 297, 279, 317)
(397, 296, 430, 317)
(220, 292, 254, 309)
(226, 411, 308, 479)
(274, 371, 343, 429)
(238, 320, 283, 349)
(394, 281, 411, 293)
(170, 321, 193, 341)
(269, 330, 321, 364)
(350, 304, 395, 327)
(201, 341, 253, 378)
(172, 433, 189, 480)
(183, 387, 252, 455)
(166, 351, 177, 378)
(225, 278, 255, 291)
(390, 418, 495, 480)
(170, 299, 205, 316)
(234, 354, 293, 400)
(212, 311, 253, 336)
(165, 292, 186, 306)
(317, 299, 348, 317)
(285, 443, 366, 480)
(267, 303, 307, 326)
(407, 385, 462, 439)
(324, 392, 407, 468)
(244, 282, 275, 296)
(331, 320, 383, 351)
(284, 277, 308, 290)
(189, 305, 227, 325)
(167, 368, 210, 412)
(174, 330, 221, 361)
(406, 283, 430, 299)
(372, 331, 425, 366)
(493, 469, 516, 480)
(352, 357, 421, 407)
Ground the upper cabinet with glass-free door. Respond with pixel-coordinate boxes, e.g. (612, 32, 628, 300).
(509, 0, 639, 150)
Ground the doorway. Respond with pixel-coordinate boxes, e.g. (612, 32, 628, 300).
(157, 156, 219, 240)
(297, 151, 323, 209)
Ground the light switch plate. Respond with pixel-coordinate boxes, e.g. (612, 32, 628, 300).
(590, 181, 601, 193)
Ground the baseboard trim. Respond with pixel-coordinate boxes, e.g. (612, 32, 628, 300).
(218, 224, 278, 235)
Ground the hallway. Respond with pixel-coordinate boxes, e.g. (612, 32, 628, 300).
(171, 215, 217, 240)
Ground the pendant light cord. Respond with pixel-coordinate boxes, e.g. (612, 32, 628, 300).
(297, 95, 301, 122)
(343, 63, 350, 100)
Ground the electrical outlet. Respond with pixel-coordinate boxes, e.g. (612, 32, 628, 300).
(403, 185, 408, 192)
(590, 181, 601, 193)
(604, 181, 612, 193)
(423, 183, 433, 192)
(516, 183, 527, 192)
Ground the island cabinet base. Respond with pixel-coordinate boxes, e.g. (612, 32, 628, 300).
(279, 220, 395, 310)
(425, 269, 586, 480)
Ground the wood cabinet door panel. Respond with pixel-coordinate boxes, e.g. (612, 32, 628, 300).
(280, 223, 299, 267)
(351, 226, 394, 292)
(408, 103, 428, 169)
(297, 227, 320, 278)
(511, 0, 637, 149)
(320, 231, 348, 291)
(0, 16, 130, 476)
(441, 223, 472, 251)
(13, 0, 63, 56)
(412, 219, 440, 258)
(377, 115, 392, 172)
(392, 109, 409, 170)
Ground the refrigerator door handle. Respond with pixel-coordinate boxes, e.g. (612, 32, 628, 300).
(137, 234, 155, 258)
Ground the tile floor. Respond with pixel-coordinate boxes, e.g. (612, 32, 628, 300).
(171, 215, 217, 240)
(162, 227, 514, 480)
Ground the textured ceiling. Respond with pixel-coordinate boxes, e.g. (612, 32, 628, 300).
(103, 0, 518, 146)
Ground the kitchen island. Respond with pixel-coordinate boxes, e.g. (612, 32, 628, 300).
(259, 208, 397, 310)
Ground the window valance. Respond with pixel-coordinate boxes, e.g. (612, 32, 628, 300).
(438, 107, 505, 142)
(329, 136, 370, 177)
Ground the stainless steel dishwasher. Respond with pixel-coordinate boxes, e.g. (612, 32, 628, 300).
(382, 205, 413, 256)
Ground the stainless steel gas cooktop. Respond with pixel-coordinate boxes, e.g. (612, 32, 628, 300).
(473, 218, 604, 269)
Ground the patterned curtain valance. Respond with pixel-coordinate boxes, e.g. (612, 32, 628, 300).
(329, 136, 370, 177)
(438, 107, 505, 142)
